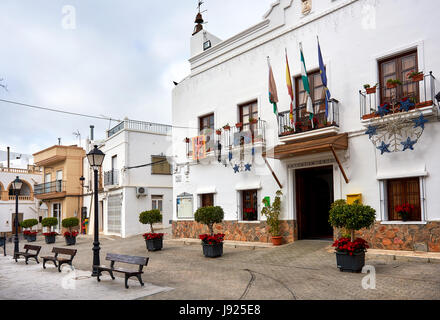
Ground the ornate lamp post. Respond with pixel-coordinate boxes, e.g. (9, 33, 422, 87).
(86, 145, 105, 277)
(11, 176, 23, 255)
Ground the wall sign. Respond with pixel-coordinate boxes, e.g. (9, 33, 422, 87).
(177, 193, 194, 219)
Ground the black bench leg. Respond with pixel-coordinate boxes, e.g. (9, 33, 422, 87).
(136, 274, 144, 287)
(43, 259, 46, 269)
(125, 275, 129, 289)
(97, 270, 101, 282)
(109, 270, 115, 280)
(34, 257, 39, 264)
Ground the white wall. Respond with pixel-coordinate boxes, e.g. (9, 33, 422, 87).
(172, 0, 440, 223)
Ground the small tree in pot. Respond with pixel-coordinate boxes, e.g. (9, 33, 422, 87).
(62, 217, 79, 246)
(329, 200, 376, 272)
(139, 209, 164, 251)
(194, 206, 225, 258)
(261, 190, 283, 246)
(41, 217, 58, 244)
(21, 219, 38, 242)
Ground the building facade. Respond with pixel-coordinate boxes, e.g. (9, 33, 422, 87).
(33, 145, 86, 233)
(82, 119, 173, 238)
(172, 0, 440, 252)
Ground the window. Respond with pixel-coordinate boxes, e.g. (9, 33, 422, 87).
(56, 170, 63, 192)
(151, 156, 171, 175)
(152, 195, 163, 212)
(242, 190, 258, 221)
(200, 193, 214, 208)
(386, 177, 421, 221)
(239, 101, 258, 126)
(199, 113, 214, 152)
(107, 194, 122, 234)
(295, 70, 326, 121)
(379, 50, 419, 104)
(52, 203, 62, 231)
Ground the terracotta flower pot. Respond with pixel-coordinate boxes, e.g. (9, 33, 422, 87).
(271, 236, 283, 246)
(386, 83, 397, 89)
(410, 74, 424, 82)
(366, 87, 376, 94)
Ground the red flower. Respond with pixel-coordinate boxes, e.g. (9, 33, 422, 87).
(199, 233, 225, 244)
(143, 233, 164, 240)
(333, 237, 369, 254)
(64, 231, 79, 238)
(43, 232, 58, 236)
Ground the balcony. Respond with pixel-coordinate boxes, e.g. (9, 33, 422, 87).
(185, 120, 266, 160)
(360, 72, 438, 123)
(104, 170, 119, 187)
(278, 99, 340, 139)
(107, 119, 172, 138)
(34, 181, 66, 199)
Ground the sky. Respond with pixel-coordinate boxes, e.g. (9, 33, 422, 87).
(0, 0, 274, 156)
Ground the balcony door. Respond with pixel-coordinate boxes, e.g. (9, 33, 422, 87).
(52, 203, 62, 232)
(199, 113, 214, 152)
(295, 70, 326, 124)
(45, 173, 51, 193)
(56, 170, 63, 192)
(111, 155, 117, 185)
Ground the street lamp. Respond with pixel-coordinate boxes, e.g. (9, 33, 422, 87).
(86, 145, 105, 277)
(11, 176, 23, 256)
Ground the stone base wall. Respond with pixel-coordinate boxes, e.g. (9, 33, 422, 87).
(172, 220, 297, 244)
(350, 222, 440, 252)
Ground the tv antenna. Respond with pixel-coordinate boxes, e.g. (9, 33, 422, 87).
(73, 129, 81, 147)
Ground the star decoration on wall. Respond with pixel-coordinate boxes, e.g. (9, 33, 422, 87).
(233, 164, 240, 173)
(399, 99, 415, 112)
(244, 163, 252, 172)
(401, 137, 417, 151)
(413, 114, 428, 129)
(376, 103, 390, 117)
(377, 141, 391, 155)
(365, 125, 378, 138)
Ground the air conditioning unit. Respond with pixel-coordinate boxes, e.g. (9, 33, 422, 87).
(136, 187, 148, 197)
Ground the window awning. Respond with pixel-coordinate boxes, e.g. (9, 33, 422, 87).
(264, 133, 348, 160)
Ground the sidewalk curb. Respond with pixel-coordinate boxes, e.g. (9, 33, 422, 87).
(164, 238, 274, 250)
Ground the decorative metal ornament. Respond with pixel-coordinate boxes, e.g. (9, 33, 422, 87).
(366, 100, 428, 154)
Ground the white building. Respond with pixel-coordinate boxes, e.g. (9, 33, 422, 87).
(172, 0, 440, 252)
(0, 151, 43, 234)
(83, 120, 173, 238)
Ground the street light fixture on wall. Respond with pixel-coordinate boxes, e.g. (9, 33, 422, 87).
(11, 176, 22, 256)
(86, 145, 105, 277)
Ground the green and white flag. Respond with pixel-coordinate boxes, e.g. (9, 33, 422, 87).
(299, 43, 314, 128)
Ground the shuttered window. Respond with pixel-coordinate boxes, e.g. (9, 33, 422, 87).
(387, 177, 421, 221)
(107, 194, 122, 234)
(151, 156, 171, 175)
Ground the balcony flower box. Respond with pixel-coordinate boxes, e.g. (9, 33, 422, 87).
(416, 100, 433, 108)
(235, 122, 243, 129)
(408, 72, 424, 82)
(249, 118, 258, 124)
(386, 79, 401, 89)
(223, 125, 231, 131)
(216, 129, 222, 135)
(362, 113, 377, 120)
(366, 87, 377, 94)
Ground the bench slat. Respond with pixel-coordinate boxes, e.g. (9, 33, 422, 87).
(106, 253, 148, 266)
(24, 245, 41, 252)
(52, 247, 77, 256)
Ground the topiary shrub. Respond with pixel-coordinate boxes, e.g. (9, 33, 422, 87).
(194, 206, 224, 236)
(41, 217, 58, 232)
(20, 219, 38, 230)
(261, 190, 282, 237)
(62, 217, 79, 233)
(329, 200, 376, 241)
(139, 209, 162, 234)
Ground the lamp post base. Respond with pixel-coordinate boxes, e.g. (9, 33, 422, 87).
(91, 242, 101, 277)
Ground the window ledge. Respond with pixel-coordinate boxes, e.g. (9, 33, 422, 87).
(380, 221, 427, 225)
(238, 221, 261, 224)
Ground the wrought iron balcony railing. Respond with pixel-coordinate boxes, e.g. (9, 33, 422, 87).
(107, 119, 172, 138)
(278, 99, 339, 137)
(360, 72, 437, 120)
(34, 181, 66, 195)
(104, 170, 119, 186)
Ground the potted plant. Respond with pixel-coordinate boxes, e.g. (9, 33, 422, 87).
(249, 117, 258, 124)
(395, 203, 414, 222)
(329, 200, 376, 273)
(139, 209, 164, 251)
(194, 206, 225, 258)
(261, 190, 283, 246)
(235, 122, 243, 129)
(41, 217, 58, 244)
(184, 137, 190, 143)
(216, 128, 222, 135)
(364, 83, 378, 95)
(408, 71, 424, 82)
(62, 217, 79, 246)
(21, 219, 38, 242)
(386, 79, 402, 89)
(223, 124, 231, 131)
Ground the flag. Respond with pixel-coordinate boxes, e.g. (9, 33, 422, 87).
(267, 57, 279, 117)
(299, 43, 314, 128)
(285, 48, 295, 130)
(318, 36, 332, 122)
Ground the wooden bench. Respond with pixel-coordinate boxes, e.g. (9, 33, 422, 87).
(41, 247, 77, 272)
(94, 253, 149, 289)
(14, 244, 41, 264)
